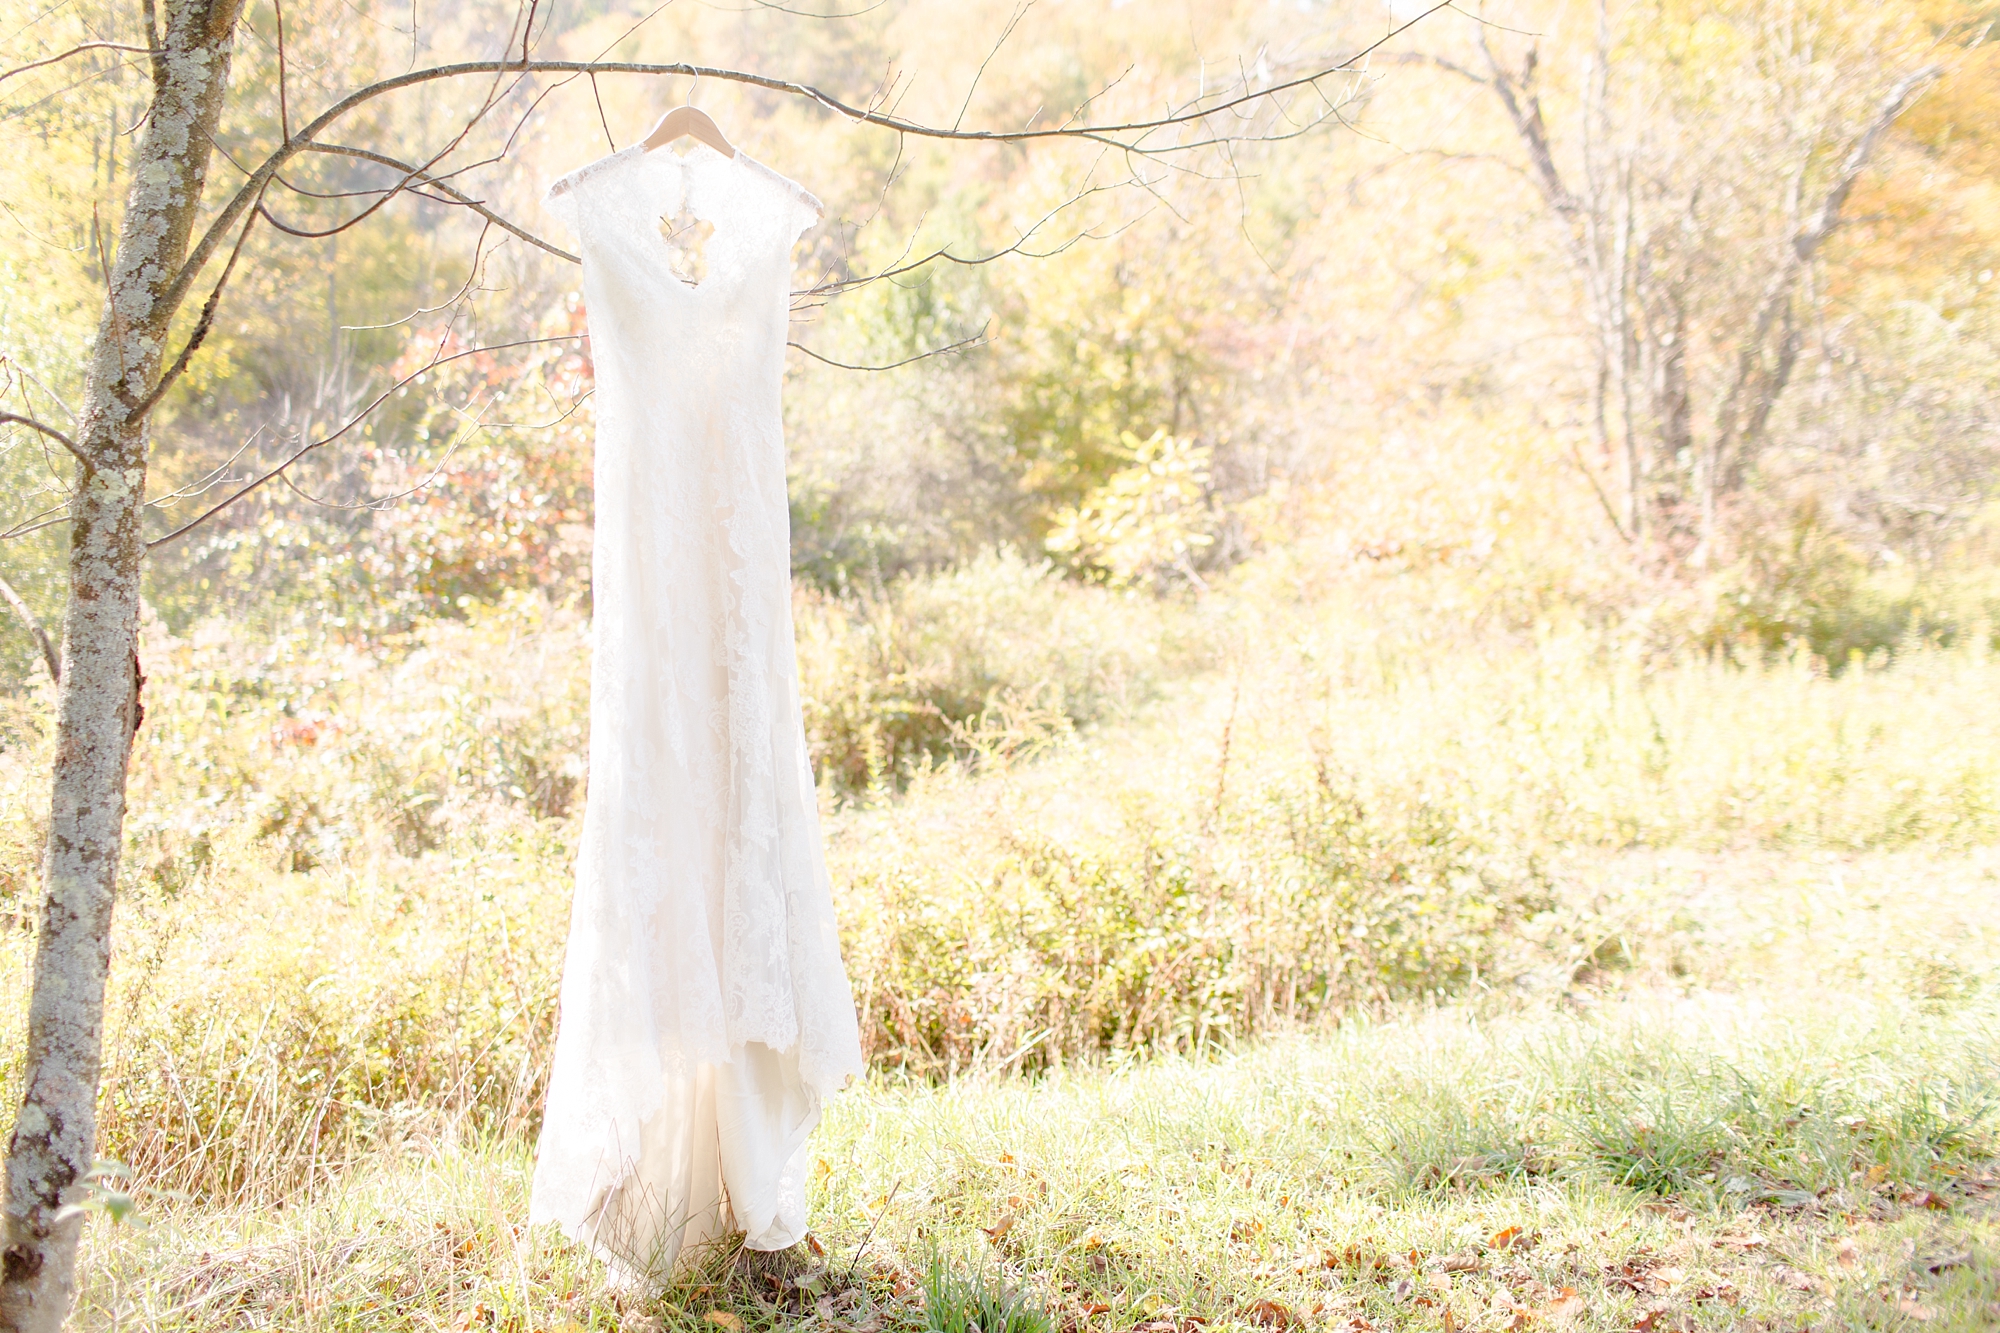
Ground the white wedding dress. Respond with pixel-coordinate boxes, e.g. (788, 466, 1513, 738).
(530, 142, 864, 1283)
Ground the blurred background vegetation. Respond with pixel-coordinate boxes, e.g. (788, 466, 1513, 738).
(2, 0, 1998, 1217)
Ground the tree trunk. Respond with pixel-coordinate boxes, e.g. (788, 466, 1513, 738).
(1, 0, 245, 1326)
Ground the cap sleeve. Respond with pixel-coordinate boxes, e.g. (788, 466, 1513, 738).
(789, 185, 824, 243)
(543, 175, 581, 241)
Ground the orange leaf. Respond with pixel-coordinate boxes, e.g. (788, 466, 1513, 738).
(1834, 1237, 1858, 1270)
(706, 1315, 744, 1332)
(1545, 1287, 1585, 1320)
(983, 1213, 1016, 1242)
(1487, 1226, 1525, 1251)
(1247, 1299, 1295, 1329)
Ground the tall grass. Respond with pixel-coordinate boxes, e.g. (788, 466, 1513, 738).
(62, 985, 2000, 1332)
(4, 557, 1999, 1206)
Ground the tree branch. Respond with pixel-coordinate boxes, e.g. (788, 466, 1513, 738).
(302, 144, 578, 261)
(0, 411, 91, 469)
(166, 3, 1453, 321)
(0, 42, 158, 87)
(788, 326, 989, 372)
(131, 204, 262, 419)
(1712, 65, 1939, 468)
(145, 334, 586, 549)
(0, 571, 59, 684)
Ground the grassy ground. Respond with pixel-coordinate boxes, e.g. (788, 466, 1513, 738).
(5, 565, 1998, 1329)
(59, 849, 2000, 1332)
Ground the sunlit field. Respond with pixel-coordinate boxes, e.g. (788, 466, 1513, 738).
(6, 0, 2000, 1326)
(5, 563, 1998, 1329)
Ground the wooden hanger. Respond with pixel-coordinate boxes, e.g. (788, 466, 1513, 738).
(641, 105, 736, 158)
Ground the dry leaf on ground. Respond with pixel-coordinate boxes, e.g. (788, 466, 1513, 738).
(1546, 1286, 1586, 1320)
(1246, 1298, 1295, 1329)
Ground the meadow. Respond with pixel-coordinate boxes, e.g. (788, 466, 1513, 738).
(3, 553, 1997, 1330)
(5, 0, 1999, 1326)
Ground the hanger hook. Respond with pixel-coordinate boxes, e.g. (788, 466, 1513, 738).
(685, 75, 697, 107)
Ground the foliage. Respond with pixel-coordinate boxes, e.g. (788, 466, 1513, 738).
(6, 562, 2000, 1210)
(795, 550, 1169, 792)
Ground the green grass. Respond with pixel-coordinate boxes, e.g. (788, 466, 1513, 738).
(5, 561, 2000, 1329)
(64, 977, 2000, 1331)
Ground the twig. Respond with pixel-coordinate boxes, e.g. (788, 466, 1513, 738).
(0, 412, 91, 469)
(145, 335, 586, 549)
(166, 3, 1456, 321)
(787, 328, 988, 372)
(0, 43, 158, 87)
(0, 571, 58, 683)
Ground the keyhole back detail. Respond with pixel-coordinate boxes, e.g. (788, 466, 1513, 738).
(659, 204, 716, 286)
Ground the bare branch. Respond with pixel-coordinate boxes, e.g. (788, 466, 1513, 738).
(305, 143, 578, 262)
(146, 335, 586, 549)
(1712, 65, 1940, 468)
(788, 326, 989, 372)
(0, 42, 158, 87)
(168, 4, 1455, 321)
(0, 411, 90, 469)
(0, 571, 59, 684)
(1476, 35, 1577, 217)
(131, 205, 262, 419)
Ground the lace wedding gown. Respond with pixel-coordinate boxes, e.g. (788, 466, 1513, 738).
(530, 143, 864, 1282)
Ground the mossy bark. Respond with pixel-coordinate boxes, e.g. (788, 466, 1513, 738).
(0, 0, 245, 1326)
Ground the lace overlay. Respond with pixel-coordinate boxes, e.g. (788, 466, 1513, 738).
(529, 144, 863, 1283)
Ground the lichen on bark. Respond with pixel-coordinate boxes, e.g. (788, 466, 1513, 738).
(0, 0, 247, 1327)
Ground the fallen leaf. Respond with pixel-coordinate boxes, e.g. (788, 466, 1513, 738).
(705, 1315, 744, 1333)
(1082, 1302, 1112, 1316)
(1488, 1226, 1530, 1252)
(1630, 1310, 1665, 1333)
(1247, 1298, 1295, 1329)
(1908, 1189, 1951, 1211)
(1437, 1252, 1484, 1274)
(1897, 1299, 1936, 1322)
(1545, 1287, 1585, 1321)
(1441, 1306, 1463, 1333)
(1774, 1268, 1816, 1293)
(1645, 1266, 1684, 1292)
(1712, 1232, 1766, 1251)
(1835, 1237, 1859, 1270)
(806, 1233, 826, 1258)
(1864, 1164, 1889, 1186)
(983, 1213, 1016, 1242)
(1924, 1249, 1972, 1274)
(1231, 1219, 1266, 1242)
